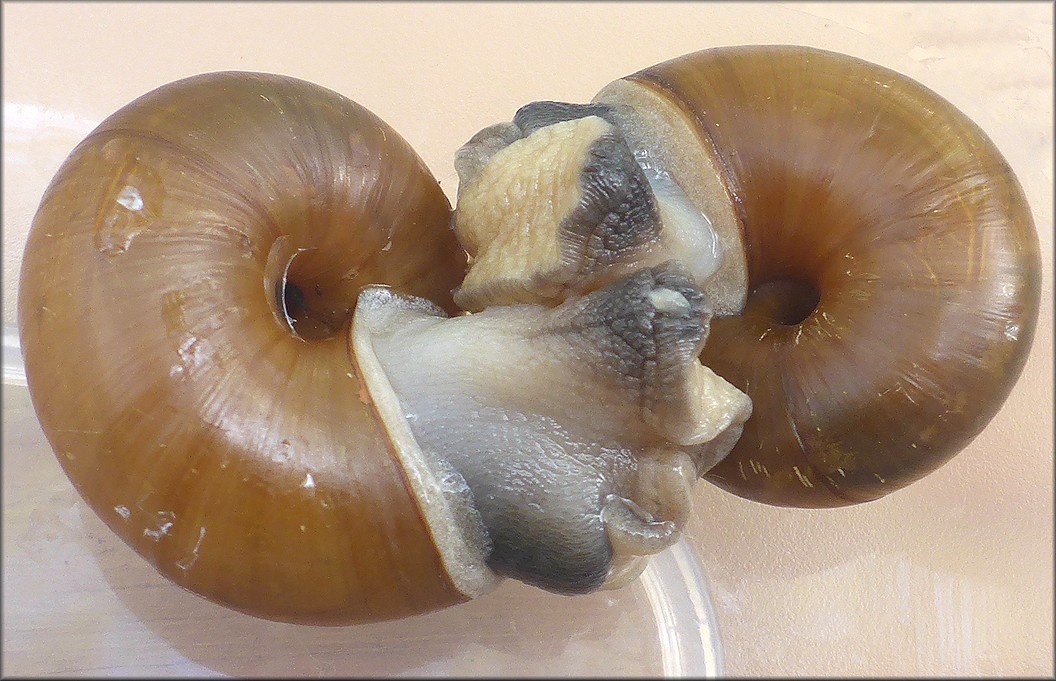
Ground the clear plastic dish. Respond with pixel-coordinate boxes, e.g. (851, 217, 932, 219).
(2, 344, 722, 677)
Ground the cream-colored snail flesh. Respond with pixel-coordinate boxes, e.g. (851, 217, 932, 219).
(18, 46, 1040, 625)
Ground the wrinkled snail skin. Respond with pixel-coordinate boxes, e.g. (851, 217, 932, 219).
(596, 46, 1042, 506)
(356, 263, 749, 594)
(19, 72, 470, 624)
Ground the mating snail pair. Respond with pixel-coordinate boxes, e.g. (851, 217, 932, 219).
(19, 45, 1041, 625)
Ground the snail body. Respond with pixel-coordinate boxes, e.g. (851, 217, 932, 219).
(20, 70, 748, 623)
(19, 48, 1040, 625)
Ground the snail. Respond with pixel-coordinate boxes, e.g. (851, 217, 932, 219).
(455, 45, 1041, 506)
(18, 46, 1040, 626)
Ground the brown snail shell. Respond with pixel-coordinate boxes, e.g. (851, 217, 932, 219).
(595, 46, 1041, 506)
(18, 72, 470, 624)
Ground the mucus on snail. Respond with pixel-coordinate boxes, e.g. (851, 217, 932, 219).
(18, 46, 1041, 625)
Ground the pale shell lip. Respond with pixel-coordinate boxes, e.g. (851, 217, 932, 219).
(349, 286, 500, 600)
(592, 78, 748, 316)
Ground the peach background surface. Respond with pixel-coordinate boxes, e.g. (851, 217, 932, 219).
(3, 2, 1052, 676)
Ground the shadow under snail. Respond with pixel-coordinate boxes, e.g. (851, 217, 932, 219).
(18, 45, 1041, 625)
